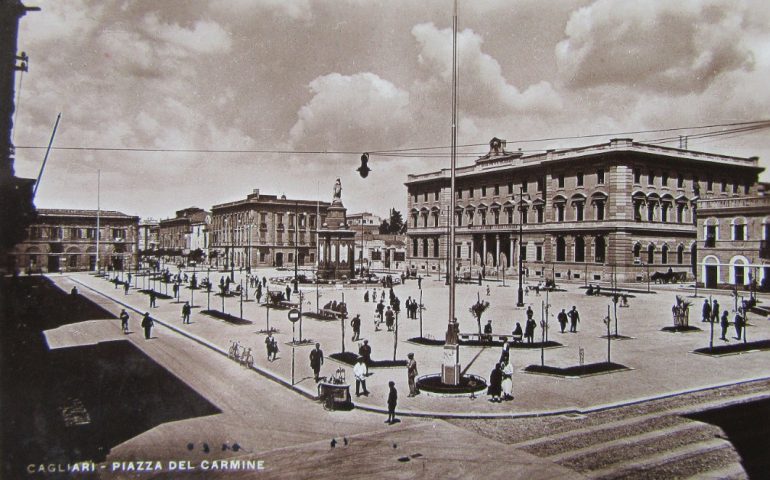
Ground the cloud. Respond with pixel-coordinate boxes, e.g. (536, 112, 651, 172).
(556, 0, 755, 92)
(411, 22, 563, 116)
(209, 0, 312, 22)
(142, 14, 232, 55)
(289, 72, 412, 150)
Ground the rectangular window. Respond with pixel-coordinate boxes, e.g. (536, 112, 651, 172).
(705, 226, 717, 247)
(648, 172, 654, 185)
(707, 177, 713, 191)
(576, 204, 584, 221)
(435, 191, 440, 201)
(469, 188, 474, 198)
(481, 186, 487, 197)
(520, 245, 527, 260)
(557, 205, 565, 222)
(732, 182, 739, 194)
(536, 245, 543, 261)
(536, 208, 544, 223)
(577, 172, 584, 187)
(597, 169, 605, 185)
(537, 176, 545, 192)
(745, 183, 750, 194)
(423, 192, 428, 201)
(677, 174, 684, 188)
(558, 174, 565, 188)
(634, 168, 641, 184)
(494, 184, 500, 195)
(734, 225, 746, 241)
(662, 173, 668, 187)
(522, 181, 528, 193)
(721, 180, 727, 193)
(507, 182, 513, 194)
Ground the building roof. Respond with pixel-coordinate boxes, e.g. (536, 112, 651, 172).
(697, 196, 770, 215)
(36, 208, 138, 220)
(212, 190, 330, 212)
(405, 138, 763, 186)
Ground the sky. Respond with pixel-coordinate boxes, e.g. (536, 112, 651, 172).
(12, 0, 770, 221)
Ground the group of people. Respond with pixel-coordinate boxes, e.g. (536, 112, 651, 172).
(487, 345, 514, 402)
(404, 296, 420, 319)
(702, 298, 747, 341)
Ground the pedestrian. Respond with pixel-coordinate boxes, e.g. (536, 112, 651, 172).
(141, 312, 154, 339)
(128, 272, 132, 285)
(478, 272, 482, 286)
(501, 359, 514, 401)
(359, 339, 372, 374)
(385, 306, 395, 331)
(309, 343, 324, 382)
(120, 309, 129, 333)
(526, 306, 534, 320)
(407, 353, 419, 397)
(568, 306, 580, 333)
(173, 282, 179, 299)
(558, 308, 568, 333)
(567, 269, 572, 280)
(486, 285, 491, 296)
(488, 363, 502, 402)
(720, 311, 730, 340)
(262, 276, 267, 288)
(124, 281, 130, 295)
(483, 319, 493, 342)
(387, 381, 398, 424)
(265, 332, 278, 361)
(70, 286, 78, 296)
(364, 290, 370, 303)
(417, 276, 422, 289)
(525, 317, 536, 344)
(702, 299, 711, 323)
(149, 289, 157, 308)
(353, 357, 369, 396)
(285, 284, 291, 302)
(711, 299, 720, 323)
(512, 322, 523, 343)
(405, 296, 413, 318)
(351, 314, 361, 341)
(734, 311, 744, 340)
(182, 301, 191, 324)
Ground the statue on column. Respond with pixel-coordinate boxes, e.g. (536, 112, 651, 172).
(333, 178, 342, 201)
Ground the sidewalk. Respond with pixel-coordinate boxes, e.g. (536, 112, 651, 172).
(62, 272, 770, 419)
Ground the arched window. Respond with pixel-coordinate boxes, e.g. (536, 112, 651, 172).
(677, 244, 684, 264)
(433, 238, 440, 257)
(647, 244, 655, 264)
(556, 237, 566, 262)
(575, 237, 585, 262)
(661, 244, 669, 264)
(595, 236, 606, 263)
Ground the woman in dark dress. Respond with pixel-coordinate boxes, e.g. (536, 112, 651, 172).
(488, 363, 503, 402)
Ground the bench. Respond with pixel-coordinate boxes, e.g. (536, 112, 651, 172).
(459, 333, 520, 344)
(279, 301, 300, 310)
(320, 308, 345, 319)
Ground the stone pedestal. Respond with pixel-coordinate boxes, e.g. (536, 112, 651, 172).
(317, 198, 355, 281)
(442, 344, 460, 385)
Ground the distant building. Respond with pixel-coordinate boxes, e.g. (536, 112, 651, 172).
(697, 195, 770, 289)
(138, 218, 159, 252)
(210, 189, 330, 270)
(405, 137, 763, 283)
(158, 207, 210, 263)
(9, 208, 139, 272)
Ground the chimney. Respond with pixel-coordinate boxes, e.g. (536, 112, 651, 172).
(252, 188, 260, 198)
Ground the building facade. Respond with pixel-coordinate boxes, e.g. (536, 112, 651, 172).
(158, 207, 210, 261)
(697, 195, 770, 289)
(210, 189, 330, 270)
(8, 208, 139, 272)
(405, 138, 763, 283)
(138, 218, 159, 252)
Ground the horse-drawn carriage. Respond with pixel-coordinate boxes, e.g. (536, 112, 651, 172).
(651, 270, 688, 284)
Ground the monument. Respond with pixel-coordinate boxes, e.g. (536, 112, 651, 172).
(442, 318, 460, 385)
(316, 179, 355, 281)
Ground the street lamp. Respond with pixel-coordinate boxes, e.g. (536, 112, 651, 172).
(293, 202, 299, 294)
(515, 187, 529, 307)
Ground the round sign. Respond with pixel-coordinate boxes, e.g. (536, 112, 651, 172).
(288, 308, 301, 323)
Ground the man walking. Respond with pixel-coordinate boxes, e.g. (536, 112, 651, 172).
(265, 332, 278, 361)
(124, 281, 130, 295)
(353, 357, 369, 396)
(385, 306, 395, 331)
(350, 314, 361, 341)
(141, 312, 154, 339)
(720, 311, 730, 341)
(120, 309, 129, 334)
(558, 309, 568, 333)
(359, 339, 372, 375)
(702, 299, 711, 323)
(407, 353, 419, 397)
(711, 299, 720, 323)
(386, 381, 398, 424)
(734, 310, 744, 340)
(182, 301, 191, 324)
(285, 284, 291, 302)
(309, 343, 324, 382)
(149, 290, 157, 308)
(568, 306, 580, 333)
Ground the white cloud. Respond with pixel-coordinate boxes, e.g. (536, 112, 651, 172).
(142, 14, 232, 55)
(556, 0, 755, 92)
(209, 0, 311, 22)
(289, 72, 413, 150)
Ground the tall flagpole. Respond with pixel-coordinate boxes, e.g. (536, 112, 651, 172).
(95, 169, 100, 272)
(449, 0, 457, 326)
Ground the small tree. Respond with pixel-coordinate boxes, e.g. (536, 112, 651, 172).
(469, 299, 490, 335)
(378, 220, 390, 234)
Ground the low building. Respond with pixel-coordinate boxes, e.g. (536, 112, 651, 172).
(210, 189, 330, 270)
(697, 195, 770, 289)
(158, 207, 210, 263)
(8, 208, 139, 272)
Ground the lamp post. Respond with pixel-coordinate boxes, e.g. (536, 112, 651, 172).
(516, 187, 527, 307)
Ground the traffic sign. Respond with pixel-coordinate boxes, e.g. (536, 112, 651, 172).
(288, 308, 301, 323)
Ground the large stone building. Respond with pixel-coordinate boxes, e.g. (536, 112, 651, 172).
(138, 218, 159, 252)
(8, 208, 139, 273)
(405, 138, 763, 284)
(698, 195, 770, 289)
(210, 189, 330, 270)
(158, 207, 210, 262)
